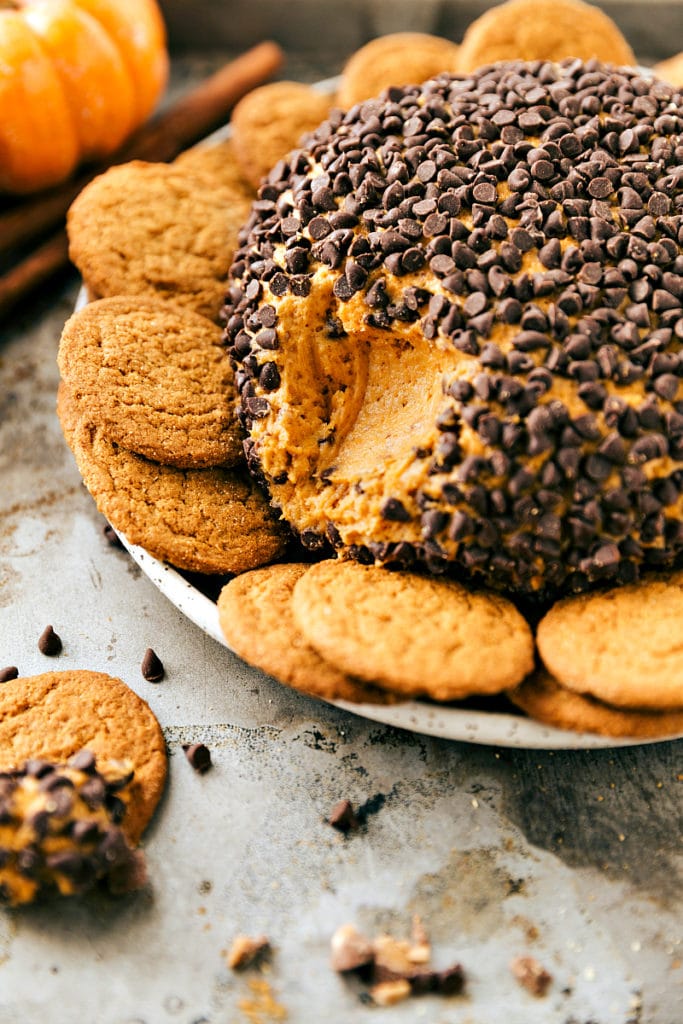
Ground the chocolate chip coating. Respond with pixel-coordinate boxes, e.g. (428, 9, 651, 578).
(225, 59, 683, 596)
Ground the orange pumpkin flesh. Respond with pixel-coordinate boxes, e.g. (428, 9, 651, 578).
(0, 0, 168, 194)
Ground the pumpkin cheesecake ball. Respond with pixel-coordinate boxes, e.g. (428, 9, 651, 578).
(224, 60, 683, 597)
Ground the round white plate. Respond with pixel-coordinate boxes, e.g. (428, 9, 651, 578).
(79, 70, 681, 750)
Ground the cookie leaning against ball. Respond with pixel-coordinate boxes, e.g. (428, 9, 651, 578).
(58, 296, 244, 470)
(58, 384, 289, 576)
(337, 33, 460, 109)
(536, 571, 683, 711)
(230, 81, 334, 190)
(291, 561, 535, 701)
(0, 670, 167, 904)
(457, 0, 635, 71)
(217, 563, 395, 704)
(68, 160, 253, 323)
(225, 59, 683, 597)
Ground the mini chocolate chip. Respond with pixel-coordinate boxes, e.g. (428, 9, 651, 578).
(183, 743, 212, 774)
(328, 799, 359, 833)
(69, 750, 96, 773)
(38, 625, 62, 657)
(102, 523, 124, 549)
(380, 497, 410, 522)
(0, 667, 18, 683)
(141, 648, 164, 683)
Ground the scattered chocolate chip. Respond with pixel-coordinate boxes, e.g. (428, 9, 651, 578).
(0, 667, 18, 683)
(183, 743, 212, 774)
(38, 625, 62, 657)
(102, 522, 124, 549)
(141, 648, 164, 683)
(328, 799, 359, 833)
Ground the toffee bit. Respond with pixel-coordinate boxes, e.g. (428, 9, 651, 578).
(510, 954, 553, 996)
(183, 742, 212, 774)
(141, 648, 164, 682)
(330, 924, 375, 973)
(0, 666, 19, 683)
(227, 934, 271, 970)
(328, 798, 359, 832)
(38, 625, 62, 657)
(370, 979, 411, 1006)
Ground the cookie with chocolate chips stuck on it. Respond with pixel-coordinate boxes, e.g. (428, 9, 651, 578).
(0, 669, 168, 905)
(457, 0, 635, 72)
(536, 570, 683, 711)
(225, 59, 683, 597)
(291, 561, 534, 701)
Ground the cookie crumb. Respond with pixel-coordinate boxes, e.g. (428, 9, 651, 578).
(226, 934, 271, 970)
(370, 979, 411, 1006)
(510, 954, 553, 996)
(0, 667, 19, 683)
(141, 648, 165, 682)
(183, 742, 212, 774)
(38, 625, 62, 656)
(328, 798, 359, 832)
(330, 923, 374, 973)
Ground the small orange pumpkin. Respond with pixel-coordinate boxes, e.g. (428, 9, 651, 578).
(0, 0, 168, 194)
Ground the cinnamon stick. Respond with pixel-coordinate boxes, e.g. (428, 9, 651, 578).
(0, 230, 69, 320)
(0, 41, 284, 259)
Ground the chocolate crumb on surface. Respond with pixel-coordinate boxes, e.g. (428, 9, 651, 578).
(0, 667, 19, 683)
(141, 648, 165, 683)
(102, 522, 125, 549)
(183, 742, 212, 774)
(226, 59, 683, 597)
(328, 798, 359, 832)
(510, 954, 553, 996)
(38, 626, 62, 657)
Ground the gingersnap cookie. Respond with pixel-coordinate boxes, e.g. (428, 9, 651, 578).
(174, 138, 255, 199)
(457, 0, 635, 72)
(58, 296, 243, 470)
(291, 561, 534, 701)
(0, 670, 167, 847)
(225, 60, 683, 597)
(217, 563, 395, 704)
(230, 81, 334, 190)
(537, 571, 683, 711)
(58, 384, 288, 575)
(508, 670, 683, 739)
(67, 160, 253, 322)
(653, 53, 683, 88)
(337, 33, 460, 109)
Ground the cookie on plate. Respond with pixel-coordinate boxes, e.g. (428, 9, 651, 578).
(652, 53, 683, 88)
(58, 296, 244, 470)
(457, 0, 635, 71)
(291, 561, 535, 701)
(58, 384, 289, 575)
(536, 572, 683, 711)
(174, 138, 255, 198)
(230, 81, 334, 190)
(67, 160, 253, 322)
(218, 563, 395, 703)
(337, 33, 461, 108)
(0, 669, 167, 904)
(508, 670, 683, 739)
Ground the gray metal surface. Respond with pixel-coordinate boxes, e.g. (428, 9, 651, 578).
(1, 35, 683, 1024)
